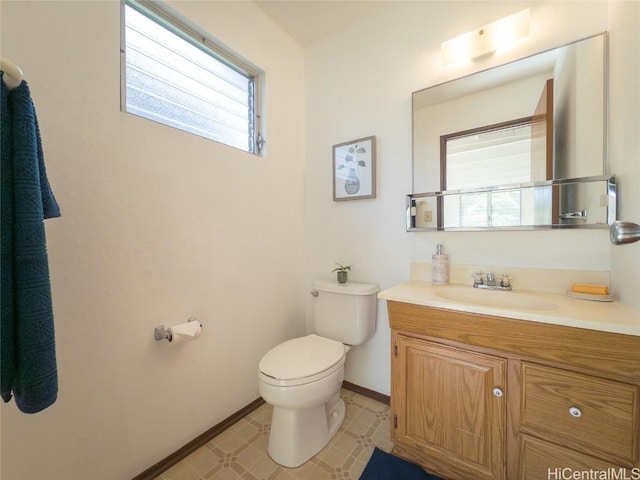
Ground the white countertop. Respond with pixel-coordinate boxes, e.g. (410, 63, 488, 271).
(378, 281, 640, 337)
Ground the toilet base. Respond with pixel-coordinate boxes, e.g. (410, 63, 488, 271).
(267, 394, 346, 468)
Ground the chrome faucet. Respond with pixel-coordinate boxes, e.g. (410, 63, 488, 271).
(473, 272, 512, 291)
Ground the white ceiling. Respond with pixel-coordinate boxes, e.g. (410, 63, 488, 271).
(253, 1, 396, 47)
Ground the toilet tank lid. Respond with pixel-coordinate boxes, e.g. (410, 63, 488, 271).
(312, 280, 379, 295)
(259, 334, 345, 381)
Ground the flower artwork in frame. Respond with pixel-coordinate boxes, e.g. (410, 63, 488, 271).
(332, 136, 376, 201)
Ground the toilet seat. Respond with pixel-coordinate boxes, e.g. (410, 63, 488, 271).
(259, 334, 345, 387)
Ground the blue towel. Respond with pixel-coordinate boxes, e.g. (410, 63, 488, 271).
(1, 73, 60, 413)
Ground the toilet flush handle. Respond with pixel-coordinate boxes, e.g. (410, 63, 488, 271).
(310, 290, 319, 297)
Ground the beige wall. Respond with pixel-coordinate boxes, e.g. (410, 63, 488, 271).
(0, 1, 305, 479)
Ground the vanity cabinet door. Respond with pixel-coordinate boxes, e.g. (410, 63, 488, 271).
(392, 332, 506, 480)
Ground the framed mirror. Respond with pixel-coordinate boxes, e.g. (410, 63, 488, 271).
(411, 32, 609, 231)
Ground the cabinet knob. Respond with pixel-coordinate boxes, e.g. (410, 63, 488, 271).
(569, 406, 582, 418)
(492, 387, 503, 398)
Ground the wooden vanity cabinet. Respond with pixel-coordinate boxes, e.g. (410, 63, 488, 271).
(387, 300, 640, 480)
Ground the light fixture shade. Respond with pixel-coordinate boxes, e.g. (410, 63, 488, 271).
(610, 221, 640, 245)
(441, 9, 530, 66)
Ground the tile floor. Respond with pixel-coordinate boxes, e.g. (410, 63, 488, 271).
(154, 389, 393, 480)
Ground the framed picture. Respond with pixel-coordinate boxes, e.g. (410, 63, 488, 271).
(332, 136, 376, 201)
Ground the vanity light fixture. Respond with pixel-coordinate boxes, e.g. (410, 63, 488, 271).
(610, 221, 640, 245)
(441, 9, 530, 66)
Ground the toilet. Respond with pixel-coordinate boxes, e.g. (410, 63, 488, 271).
(258, 280, 378, 468)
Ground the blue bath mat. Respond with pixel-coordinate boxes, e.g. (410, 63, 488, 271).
(359, 448, 444, 480)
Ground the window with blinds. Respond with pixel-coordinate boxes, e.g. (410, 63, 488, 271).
(459, 190, 522, 227)
(121, 1, 263, 154)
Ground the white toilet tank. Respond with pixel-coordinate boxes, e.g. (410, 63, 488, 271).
(311, 280, 379, 345)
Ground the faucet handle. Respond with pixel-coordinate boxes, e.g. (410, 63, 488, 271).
(499, 274, 513, 288)
(472, 272, 484, 286)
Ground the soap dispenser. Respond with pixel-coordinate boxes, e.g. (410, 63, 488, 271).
(432, 244, 449, 285)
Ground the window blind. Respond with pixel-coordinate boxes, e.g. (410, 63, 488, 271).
(123, 2, 257, 153)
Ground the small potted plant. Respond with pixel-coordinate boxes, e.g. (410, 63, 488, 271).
(331, 263, 352, 284)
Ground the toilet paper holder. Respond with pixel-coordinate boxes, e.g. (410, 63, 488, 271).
(154, 317, 201, 342)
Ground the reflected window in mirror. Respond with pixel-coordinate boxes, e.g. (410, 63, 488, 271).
(443, 118, 536, 190)
(447, 190, 522, 228)
(441, 78, 554, 191)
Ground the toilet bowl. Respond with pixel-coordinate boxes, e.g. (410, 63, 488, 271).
(259, 335, 349, 467)
(258, 281, 378, 468)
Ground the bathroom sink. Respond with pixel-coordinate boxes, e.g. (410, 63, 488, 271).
(434, 286, 558, 311)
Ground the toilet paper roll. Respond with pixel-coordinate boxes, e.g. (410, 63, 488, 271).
(168, 320, 202, 343)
